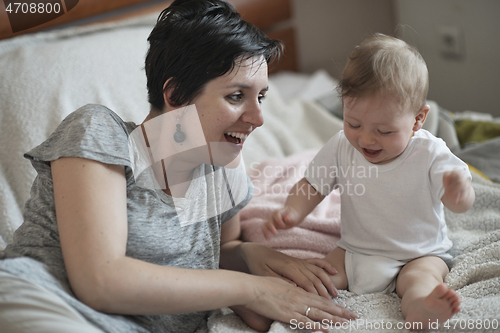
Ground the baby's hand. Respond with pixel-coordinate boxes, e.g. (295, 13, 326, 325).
(262, 207, 299, 239)
(442, 170, 475, 213)
(443, 170, 469, 204)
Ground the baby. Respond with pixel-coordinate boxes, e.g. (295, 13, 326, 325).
(263, 33, 475, 329)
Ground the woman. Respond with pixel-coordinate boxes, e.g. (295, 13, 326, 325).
(0, 1, 357, 332)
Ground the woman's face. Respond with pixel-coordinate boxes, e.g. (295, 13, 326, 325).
(190, 56, 268, 167)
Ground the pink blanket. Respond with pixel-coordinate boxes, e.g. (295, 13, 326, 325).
(241, 150, 341, 259)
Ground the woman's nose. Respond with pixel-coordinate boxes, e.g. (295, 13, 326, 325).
(242, 101, 264, 128)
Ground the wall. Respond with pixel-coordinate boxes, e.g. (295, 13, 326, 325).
(396, 0, 500, 116)
(292, 0, 396, 79)
(292, 0, 500, 116)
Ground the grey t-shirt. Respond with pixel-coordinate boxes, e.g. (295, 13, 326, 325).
(0, 104, 253, 333)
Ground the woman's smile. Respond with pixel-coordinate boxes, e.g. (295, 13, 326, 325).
(224, 131, 249, 145)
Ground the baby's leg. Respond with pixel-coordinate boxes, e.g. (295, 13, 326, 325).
(396, 256, 460, 330)
(323, 247, 348, 290)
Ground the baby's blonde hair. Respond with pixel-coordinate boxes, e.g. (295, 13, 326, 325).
(338, 33, 429, 114)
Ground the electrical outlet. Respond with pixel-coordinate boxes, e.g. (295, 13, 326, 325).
(437, 26, 465, 60)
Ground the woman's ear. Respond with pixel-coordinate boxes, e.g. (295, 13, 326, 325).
(162, 79, 176, 111)
(413, 104, 430, 131)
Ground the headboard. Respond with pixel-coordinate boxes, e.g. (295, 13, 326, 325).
(0, 0, 297, 72)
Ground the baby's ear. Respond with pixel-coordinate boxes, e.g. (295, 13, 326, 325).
(413, 105, 430, 131)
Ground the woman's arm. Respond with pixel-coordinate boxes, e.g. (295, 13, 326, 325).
(52, 157, 250, 314)
(52, 157, 353, 324)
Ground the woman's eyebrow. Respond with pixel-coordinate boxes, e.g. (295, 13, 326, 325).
(228, 84, 269, 91)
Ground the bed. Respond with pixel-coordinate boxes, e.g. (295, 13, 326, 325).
(1, 0, 499, 332)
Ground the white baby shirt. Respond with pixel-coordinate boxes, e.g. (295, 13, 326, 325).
(305, 129, 470, 261)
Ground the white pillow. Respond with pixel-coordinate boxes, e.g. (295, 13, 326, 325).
(0, 19, 155, 248)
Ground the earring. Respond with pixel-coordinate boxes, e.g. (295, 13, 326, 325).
(174, 123, 186, 143)
(173, 107, 188, 143)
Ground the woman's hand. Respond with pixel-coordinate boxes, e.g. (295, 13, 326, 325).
(242, 274, 357, 333)
(220, 212, 338, 298)
(240, 242, 339, 298)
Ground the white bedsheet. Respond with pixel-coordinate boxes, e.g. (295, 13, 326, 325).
(0, 23, 153, 248)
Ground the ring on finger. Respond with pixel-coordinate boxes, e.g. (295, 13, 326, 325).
(305, 306, 311, 318)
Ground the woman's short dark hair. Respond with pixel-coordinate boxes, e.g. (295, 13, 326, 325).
(145, 0, 283, 111)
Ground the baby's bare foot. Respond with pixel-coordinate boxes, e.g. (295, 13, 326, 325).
(406, 284, 461, 330)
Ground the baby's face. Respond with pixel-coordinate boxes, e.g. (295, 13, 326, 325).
(343, 93, 421, 165)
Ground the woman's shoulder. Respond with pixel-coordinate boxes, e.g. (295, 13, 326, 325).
(65, 104, 131, 131)
(25, 104, 135, 166)
(57, 104, 135, 141)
